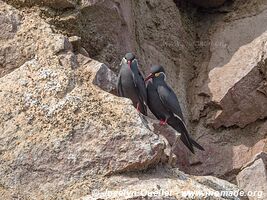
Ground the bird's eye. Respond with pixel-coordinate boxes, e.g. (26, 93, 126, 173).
(155, 72, 160, 77)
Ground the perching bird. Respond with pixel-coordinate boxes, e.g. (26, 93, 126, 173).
(117, 53, 147, 115)
(145, 65, 204, 154)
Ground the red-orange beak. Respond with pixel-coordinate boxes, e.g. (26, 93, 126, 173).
(145, 73, 153, 82)
(128, 60, 131, 69)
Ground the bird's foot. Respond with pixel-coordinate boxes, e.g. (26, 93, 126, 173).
(159, 119, 167, 126)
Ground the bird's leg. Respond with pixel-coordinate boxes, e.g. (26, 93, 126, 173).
(159, 118, 168, 126)
(136, 102, 140, 112)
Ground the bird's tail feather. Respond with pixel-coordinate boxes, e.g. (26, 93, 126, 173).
(190, 138, 205, 151)
(167, 115, 205, 153)
(167, 116, 195, 154)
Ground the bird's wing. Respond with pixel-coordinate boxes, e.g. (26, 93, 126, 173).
(116, 73, 124, 97)
(168, 115, 204, 152)
(157, 85, 194, 153)
(131, 60, 148, 104)
(157, 85, 184, 120)
(167, 115, 194, 153)
(137, 71, 148, 104)
(134, 72, 148, 115)
(158, 85, 204, 152)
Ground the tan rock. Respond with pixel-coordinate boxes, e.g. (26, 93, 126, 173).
(0, 2, 21, 40)
(237, 158, 267, 200)
(79, 168, 245, 200)
(4, 0, 77, 9)
(208, 31, 267, 128)
(0, 2, 166, 198)
(192, 7, 267, 128)
(232, 140, 267, 171)
(0, 2, 24, 77)
(0, 52, 166, 198)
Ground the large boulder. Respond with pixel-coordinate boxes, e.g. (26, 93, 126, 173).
(192, 8, 267, 128)
(237, 153, 267, 200)
(0, 2, 166, 198)
(188, 0, 267, 182)
(208, 31, 267, 128)
(79, 168, 245, 200)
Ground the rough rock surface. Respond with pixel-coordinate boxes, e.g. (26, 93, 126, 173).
(188, 0, 267, 185)
(5, 0, 77, 9)
(237, 155, 267, 200)
(208, 19, 267, 129)
(189, 0, 226, 8)
(80, 168, 244, 200)
(192, 7, 267, 128)
(39, 0, 195, 121)
(0, 3, 31, 77)
(0, 2, 165, 198)
(0, 1, 248, 199)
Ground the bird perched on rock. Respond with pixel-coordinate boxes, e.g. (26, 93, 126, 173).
(117, 53, 147, 115)
(145, 65, 204, 153)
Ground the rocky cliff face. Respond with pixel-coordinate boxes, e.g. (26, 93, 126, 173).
(0, 0, 266, 199)
(187, 0, 267, 187)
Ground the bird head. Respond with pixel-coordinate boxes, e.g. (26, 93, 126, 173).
(122, 52, 136, 69)
(124, 52, 135, 63)
(145, 65, 166, 82)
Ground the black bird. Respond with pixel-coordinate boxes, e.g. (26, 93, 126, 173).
(117, 53, 147, 115)
(145, 65, 204, 153)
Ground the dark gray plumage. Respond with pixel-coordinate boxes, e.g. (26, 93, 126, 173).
(117, 53, 147, 115)
(145, 65, 204, 153)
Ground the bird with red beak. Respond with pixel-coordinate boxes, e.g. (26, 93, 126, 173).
(145, 65, 204, 154)
(117, 53, 147, 115)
